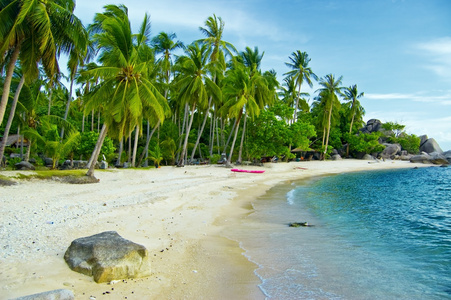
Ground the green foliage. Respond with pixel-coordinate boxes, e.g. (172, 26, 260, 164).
(346, 132, 385, 155)
(149, 144, 163, 168)
(389, 133, 421, 154)
(290, 121, 316, 150)
(382, 121, 406, 138)
(208, 154, 221, 164)
(75, 131, 115, 161)
(7, 157, 22, 168)
(246, 110, 291, 159)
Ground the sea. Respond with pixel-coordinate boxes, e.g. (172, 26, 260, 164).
(227, 166, 451, 299)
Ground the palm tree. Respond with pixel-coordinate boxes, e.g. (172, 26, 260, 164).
(316, 74, 344, 159)
(284, 51, 317, 123)
(190, 14, 236, 161)
(0, 0, 87, 126)
(343, 84, 364, 156)
(174, 42, 221, 167)
(83, 5, 167, 177)
(222, 53, 271, 166)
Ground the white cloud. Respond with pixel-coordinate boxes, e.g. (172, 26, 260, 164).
(416, 37, 451, 83)
(365, 91, 451, 106)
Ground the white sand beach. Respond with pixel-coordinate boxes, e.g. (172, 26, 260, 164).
(0, 160, 427, 299)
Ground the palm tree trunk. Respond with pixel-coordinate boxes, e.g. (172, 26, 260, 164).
(346, 101, 356, 157)
(237, 114, 247, 164)
(61, 76, 75, 139)
(176, 103, 188, 163)
(227, 110, 243, 166)
(48, 89, 53, 116)
(190, 99, 211, 161)
(86, 124, 108, 177)
(223, 120, 236, 153)
(131, 125, 139, 167)
(116, 138, 123, 166)
(137, 120, 160, 167)
(91, 110, 94, 131)
(323, 104, 333, 160)
(25, 139, 32, 162)
(0, 45, 20, 127)
(0, 76, 25, 166)
(178, 103, 196, 167)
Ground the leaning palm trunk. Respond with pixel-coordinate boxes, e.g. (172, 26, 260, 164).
(137, 120, 160, 167)
(86, 124, 108, 177)
(178, 104, 196, 167)
(131, 125, 139, 167)
(60, 76, 75, 139)
(346, 106, 356, 157)
(0, 46, 20, 127)
(323, 104, 333, 160)
(190, 100, 211, 161)
(0, 76, 25, 166)
(223, 120, 236, 153)
(176, 103, 189, 163)
(226, 111, 242, 166)
(237, 114, 247, 164)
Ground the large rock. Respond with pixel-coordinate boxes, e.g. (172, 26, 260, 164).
(15, 161, 35, 170)
(380, 143, 401, 159)
(410, 152, 449, 165)
(444, 150, 451, 163)
(419, 138, 443, 154)
(12, 289, 74, 300)
(64, 231, 151, 283)
(428, 152, 449, 165)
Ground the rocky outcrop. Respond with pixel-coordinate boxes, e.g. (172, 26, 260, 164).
(410, 152, 449, 165)
(360, 119, 383, 134)
(15, 161, 35, 170)
(12, 289, 74, 300)
(331, 154, 342, 160)
(444, 150, 451, 163)
(419, 138, 443, 154)
(64, 231, 151, 283)
(380, 143, 401, 159)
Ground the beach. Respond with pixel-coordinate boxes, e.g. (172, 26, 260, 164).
(0, 159, 425, 299)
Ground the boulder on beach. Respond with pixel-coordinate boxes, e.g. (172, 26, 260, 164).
(15, 161, 35, 170)
(64, 231, 151, 283)
(419, 138, 443, 154)
(11, 289, 74, 300)
(410, 152, 449, 165)
(380, 143, 401, 159)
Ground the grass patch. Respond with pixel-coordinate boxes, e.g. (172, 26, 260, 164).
(0, 174, 17, 186)
(10, 170, 99, 184)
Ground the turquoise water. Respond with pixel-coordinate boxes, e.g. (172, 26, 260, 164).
(231, 166, 451, 299)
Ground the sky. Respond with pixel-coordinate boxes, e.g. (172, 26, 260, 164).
(71, 0, 451, 151)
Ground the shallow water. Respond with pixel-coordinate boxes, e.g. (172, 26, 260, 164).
(229, 166, 451, 299)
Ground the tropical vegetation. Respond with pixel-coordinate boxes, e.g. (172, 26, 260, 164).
(0, 3, 420, 176)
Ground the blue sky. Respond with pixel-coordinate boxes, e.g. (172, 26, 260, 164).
(72, 0, 451, 150)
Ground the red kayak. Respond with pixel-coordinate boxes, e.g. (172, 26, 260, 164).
(231, 168, 265, 173)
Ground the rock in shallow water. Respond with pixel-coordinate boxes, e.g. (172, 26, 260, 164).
(64, 231, 151, 283)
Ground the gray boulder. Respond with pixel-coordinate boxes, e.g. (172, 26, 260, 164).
(362, 154, 375, 161)
(381, 143, 401, 159)
(419, 135, 429, 147)
(419, 138, 443, 154)
(12, 289, 74, 300)
(443, 150, 451, 163)
(15, 161, 35, 170)
(410, 153, 431, 164)
(429, 152, 449, 165)
(64, 231, 151, 283)
(331, 154, 342, 160)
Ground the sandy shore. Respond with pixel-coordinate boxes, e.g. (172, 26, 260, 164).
(0, 159, 428, 299)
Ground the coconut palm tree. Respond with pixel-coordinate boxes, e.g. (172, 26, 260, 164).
(284, 51, 317, 123)
(0, 0, 87, 126)
(190, 14, 236, 161)
(174, 42, 221, 167)
(83, 5, 167, 177)
(343, 84, 365, 156)
(222, 53, 272, 166)
(315, 74, 344, 159)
